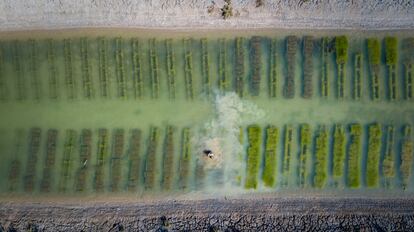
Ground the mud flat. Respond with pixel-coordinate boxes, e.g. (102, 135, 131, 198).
(1, 197, 414, 231)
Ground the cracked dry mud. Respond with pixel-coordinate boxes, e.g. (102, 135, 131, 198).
(1, 198, 414, 231)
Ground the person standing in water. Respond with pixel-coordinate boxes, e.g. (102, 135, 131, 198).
(203, 149, 215, 159)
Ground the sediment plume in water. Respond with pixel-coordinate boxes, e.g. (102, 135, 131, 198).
(193, 92, 264, 194)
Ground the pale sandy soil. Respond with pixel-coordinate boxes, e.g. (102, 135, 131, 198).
(0, 0, 413, 31)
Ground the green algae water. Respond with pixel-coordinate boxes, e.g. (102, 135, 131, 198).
(0, 30, 413, 196)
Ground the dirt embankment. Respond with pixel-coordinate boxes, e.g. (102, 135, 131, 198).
(0, 0, 413, 31)
(1, 197, 414, 231)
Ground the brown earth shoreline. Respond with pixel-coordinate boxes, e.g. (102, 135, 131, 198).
(1, 197, 414, 231)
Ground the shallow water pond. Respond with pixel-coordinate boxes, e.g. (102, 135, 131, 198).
(0, 29, 413, 196)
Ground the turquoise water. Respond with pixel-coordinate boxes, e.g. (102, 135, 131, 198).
(0, 30, 413, 196)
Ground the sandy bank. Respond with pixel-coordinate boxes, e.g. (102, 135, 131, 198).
(0, 0, 413, 31)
